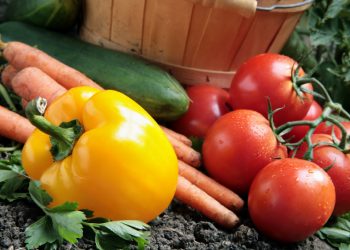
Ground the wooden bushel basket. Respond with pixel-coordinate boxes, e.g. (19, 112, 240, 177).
(80, 0, 313, 88)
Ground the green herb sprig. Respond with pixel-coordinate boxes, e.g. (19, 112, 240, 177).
(317, 213, 350, 249)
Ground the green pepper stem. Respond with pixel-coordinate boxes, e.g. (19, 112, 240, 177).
(26, 98, 68, 143)
(25, 97, 83, 161)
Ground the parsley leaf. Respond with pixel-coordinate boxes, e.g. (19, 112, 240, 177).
(26, 181, 86, 247)
(85, 220, 150, 250)
(25, 216, 59, 249)
(0, 153, 29, 201)
(317, 213, 350, 248)
(48, 203, 86, 243)
(28, 180, 52, 209)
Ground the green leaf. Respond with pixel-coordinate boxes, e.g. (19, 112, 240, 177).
(319, 227, 350, 241)
(101, 220, 150, 241)
(337, 217, 350, 231)
(49, 210, 85, 243)
(47, 201, 79, 213)
(45, 201, 85, 243)
(9, 150, 22, 165)
(339, 243, 350, 250)
(0, 169, 20, 182)
(310, 21, 339, 47)
(25, 216, 59, 250)
(0, 176, 28, 201)
(28, 180, 52, 209)
(85, 220, 150, 250)
(27, 182, 85, 245)
(323, 0, 349, 21)
(95, 231, 129, 250)
(344, 70, 350, 82)
(0, 192, 28, 202)
(43, 242, 60, 250)
(119, 220, 150, 231)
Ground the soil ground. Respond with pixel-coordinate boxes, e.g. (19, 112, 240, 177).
(0, 199, 334, 250)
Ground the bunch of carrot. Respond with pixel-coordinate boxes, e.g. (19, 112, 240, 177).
(0, 40, 244, 228)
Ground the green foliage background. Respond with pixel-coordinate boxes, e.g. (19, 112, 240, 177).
(282, 0, 350, 110)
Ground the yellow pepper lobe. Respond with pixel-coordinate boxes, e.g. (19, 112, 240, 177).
(22, 87, 178, 223)
(22, 129, 53, 180)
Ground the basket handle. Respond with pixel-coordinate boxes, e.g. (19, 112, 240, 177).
(187, 0, 257, 17)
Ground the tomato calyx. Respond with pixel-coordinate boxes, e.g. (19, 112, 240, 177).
(25, 97, 84, 161)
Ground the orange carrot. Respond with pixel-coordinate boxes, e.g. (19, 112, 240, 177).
(0, 41, 102, 90)
(11, 67, 67, 105)
(7, 65, 199, 168)
(166, 134, 201, 167)
(178, 160, 244, 211)
(161, 126, 192, 146)
(175, 176, 239, 228)
(1, 64, 17, 89)
(0, 106, 34, 143)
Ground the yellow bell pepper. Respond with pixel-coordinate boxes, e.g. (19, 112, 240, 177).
(22, 86, 178, 223)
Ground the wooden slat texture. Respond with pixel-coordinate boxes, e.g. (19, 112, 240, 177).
(110, 0, 146, 54)
(79, 0, 310, 87)
(183, 6, 247, 71)
(142, 0, 193, 64)
(267, 12, 302, 52)
(230, 11, 286, 70)
(182, 5, 212, 67)
(82, 0, 113, 40)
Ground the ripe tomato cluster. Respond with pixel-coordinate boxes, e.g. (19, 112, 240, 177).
(171, 53, 350, 243)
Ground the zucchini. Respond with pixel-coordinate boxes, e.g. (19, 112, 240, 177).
(0, 21, 189, 121)
(4, 0, 81, 31)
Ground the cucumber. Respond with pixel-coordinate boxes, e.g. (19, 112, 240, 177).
(0, 21, 189, 121)
(5, 0, 81, 31)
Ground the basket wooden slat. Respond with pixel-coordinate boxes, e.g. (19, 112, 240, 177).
(110, 0, 145, 54)
(267, 12, 302, 52)
(142, 0, 193, 64)
(80, 0, 313, 88)
(230, 11, 286, 70)
(183, 6, 245, 71)
(83, 0, 112, 40)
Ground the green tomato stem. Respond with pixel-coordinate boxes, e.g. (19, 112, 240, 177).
(296, 77, 333, 103)
(324, 116, 348, 150)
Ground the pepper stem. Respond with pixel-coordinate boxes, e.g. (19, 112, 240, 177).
(25, 97, 84, 161)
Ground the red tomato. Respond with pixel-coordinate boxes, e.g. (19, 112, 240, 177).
(284, 101, 327, 142)
(202, 109, 287, 195)
(229, 54, 313, 126)
(171, 84, 231, 138)
(248, 158, 335, 243)
(294, 134, 350, 216)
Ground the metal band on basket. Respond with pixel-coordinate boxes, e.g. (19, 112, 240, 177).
(257, 0, 314, 11)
